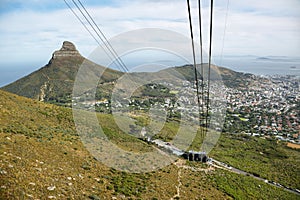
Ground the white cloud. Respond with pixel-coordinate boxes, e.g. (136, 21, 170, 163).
(224, 0, 300, 55)
(0, 0, 299, 69)
(0, 8, 96, 64)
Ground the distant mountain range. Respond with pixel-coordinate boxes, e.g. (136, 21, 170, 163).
(2, 41, 261, 106)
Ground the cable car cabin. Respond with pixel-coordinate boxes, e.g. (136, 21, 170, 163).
(182, 151, 207, 162)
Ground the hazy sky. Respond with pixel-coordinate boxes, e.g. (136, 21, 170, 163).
(0, 0, 299, 86)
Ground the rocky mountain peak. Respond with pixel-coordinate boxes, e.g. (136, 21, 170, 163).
(61, 41, 77, 51)
(52, 41, 81, 59)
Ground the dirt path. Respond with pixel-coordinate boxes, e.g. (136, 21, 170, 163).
(171, 168, 182, 200)
(170, 159, 215, 199)
(287, 142, 300, 149)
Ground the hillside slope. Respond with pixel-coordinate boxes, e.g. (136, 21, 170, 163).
(0, 90, 298, 199)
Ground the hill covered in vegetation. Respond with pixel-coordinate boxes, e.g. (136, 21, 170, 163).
(2, 41, 123, 106)
(0, 90, 298, 199)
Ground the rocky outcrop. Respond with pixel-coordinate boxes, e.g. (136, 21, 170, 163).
(52, 41, 81, 59)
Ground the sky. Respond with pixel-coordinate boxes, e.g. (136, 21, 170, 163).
(0, 0, 299, 86)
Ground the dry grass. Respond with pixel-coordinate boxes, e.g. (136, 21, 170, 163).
(0, 90, 228, 199)
(0, 132, 234, 199)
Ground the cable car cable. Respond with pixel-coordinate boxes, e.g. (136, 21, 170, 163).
(186, 0, 202, 128)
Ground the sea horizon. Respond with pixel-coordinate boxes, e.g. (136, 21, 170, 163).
(1, 55, 299, 87)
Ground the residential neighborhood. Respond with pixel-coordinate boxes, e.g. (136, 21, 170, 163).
(224, 74, 299, 143)
(73, 73, 299, 144)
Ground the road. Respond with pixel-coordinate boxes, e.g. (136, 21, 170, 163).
(149, 139, 300, 196)
(210, 158, 300, 196)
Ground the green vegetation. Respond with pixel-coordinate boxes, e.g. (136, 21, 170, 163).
(140, 83, 174, 98)
(209, 169, 298, 200)
(210, 134, 300, 189)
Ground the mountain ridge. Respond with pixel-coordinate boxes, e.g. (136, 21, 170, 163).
(2, 41, 123, 104)
(2, 41, 265, 106)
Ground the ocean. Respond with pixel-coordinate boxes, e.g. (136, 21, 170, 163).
(215, 55, 300, 76)
(1, 55, 299, 87)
